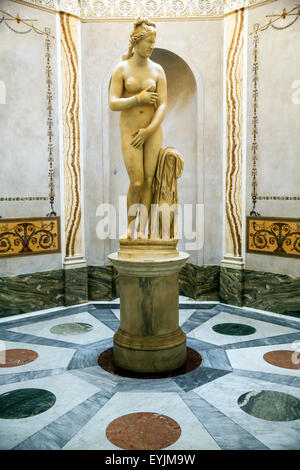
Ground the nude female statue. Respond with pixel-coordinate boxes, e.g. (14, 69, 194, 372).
(109, 18, 167, 239)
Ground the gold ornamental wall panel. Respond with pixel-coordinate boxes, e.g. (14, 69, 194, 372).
(0, 217, 61, 258)
(247, 217, 300, 258)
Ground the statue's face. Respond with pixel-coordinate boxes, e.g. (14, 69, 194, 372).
(135, 32, 156, 58)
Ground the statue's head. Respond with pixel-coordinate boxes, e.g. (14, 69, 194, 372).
(122, 18, 156, 61)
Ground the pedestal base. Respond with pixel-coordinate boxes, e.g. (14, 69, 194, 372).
(113, 340, 187, 373)
(108, 248, 189, 373)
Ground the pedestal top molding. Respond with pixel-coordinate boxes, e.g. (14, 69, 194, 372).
(108, 251, 190, 277)
(12, 0, 276, 19)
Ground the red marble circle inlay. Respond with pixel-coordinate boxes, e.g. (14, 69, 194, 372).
(0, 349, 39, 368)
(98, 347, 202, 379)
(263, 350, 300, 370)
(106, 412, 181, 450)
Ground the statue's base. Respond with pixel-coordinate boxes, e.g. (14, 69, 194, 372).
(118, 238, 179, 260)
(107, 247, 189, 373)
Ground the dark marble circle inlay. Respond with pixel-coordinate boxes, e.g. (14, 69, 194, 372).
(212, 323, 256, 336)
(0, 388, 56, 419)
(0, 349, 38, 368)
(263, 350, 300, 370)
(50, 322, 93, 336)
(98, 347, 202, 379)
(106, 412, 181, 450)
(238, 390, 300, 422)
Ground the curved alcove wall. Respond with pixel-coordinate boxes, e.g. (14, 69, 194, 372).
(108, 48, 198, 263)
(83, 20, 223, 268)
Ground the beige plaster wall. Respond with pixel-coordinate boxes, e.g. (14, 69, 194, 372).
(82, 19, 223, 267)
(0, 1, 61, 276)
(246, 0, 300, 276)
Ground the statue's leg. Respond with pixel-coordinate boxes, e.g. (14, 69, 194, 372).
(138, 126, 162, 238)
(120, 130, 144, 239)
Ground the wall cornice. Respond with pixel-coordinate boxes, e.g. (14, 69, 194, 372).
(8, 0, 278, 20)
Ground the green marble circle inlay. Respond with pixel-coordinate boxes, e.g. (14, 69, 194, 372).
(238, 390, 300, 422)
(0, 388, 56, 419)
(212, 323, 256, 336)
(50, 322, 93, 336)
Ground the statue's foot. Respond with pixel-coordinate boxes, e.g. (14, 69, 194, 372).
(162, 234, 171, 240)
(137, 231, 148, 240)
(120, 229, 134, 240)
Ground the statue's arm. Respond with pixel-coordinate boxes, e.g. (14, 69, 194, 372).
(109, 63, 159, 111)
(109, 64, 138, 111)
(130, 67, 167, 148)
(145, 67, 167, 134)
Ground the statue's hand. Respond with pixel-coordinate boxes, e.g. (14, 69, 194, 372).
(131, 128, 151, 148)
(136, 86, 159, 106)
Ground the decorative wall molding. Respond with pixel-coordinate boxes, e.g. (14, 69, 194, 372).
(0, 197, 48, 201)
(247, 216, 300, 258)
(10, 0, 278, 19)
(0, 217, 60, 257)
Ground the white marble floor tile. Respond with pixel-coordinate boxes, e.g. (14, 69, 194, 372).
(0, 341, 76, 375)
(93, 298, 120, 304)
(194, 373, 300, 450)
(179, 309, 196, 326)
(0, 373, 100, 450)
(187, 311, 298, 346)
(227, 343, 300, 377)
(110, 309, 120, 320)
(63, 392, 220, 450)
(7, 312, 114, 345)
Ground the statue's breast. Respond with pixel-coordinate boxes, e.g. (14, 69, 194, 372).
(124, 77, 156, 94)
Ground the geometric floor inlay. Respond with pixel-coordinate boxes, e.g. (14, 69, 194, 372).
(0, 349, 39, 368)
(237, 390, 300, 422)
(212, 323, 256, 336)
(263, 350, 300, 370)
(0, 388, 56, 419)
(1, 300, 300, 450)
(106, 412, 182, 450)
(50, 323, 93, 336)
(98, 347, 202, 379)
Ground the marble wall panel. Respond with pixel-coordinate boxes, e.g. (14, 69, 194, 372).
(220, 266, 300, 317)
(64, 267, 88, 306)
(224, 8, 244, 259)
(179, 264, 220, 301)
(243, 269, 300, 317)
(88, 266, 117, 301)
(220, 267, 244, 307)
(0, 270, 64, 317)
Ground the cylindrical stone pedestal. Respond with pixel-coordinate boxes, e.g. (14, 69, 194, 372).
(107, 251, 189, 373)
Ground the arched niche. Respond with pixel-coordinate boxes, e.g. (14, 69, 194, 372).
(105, 48, 201, 263)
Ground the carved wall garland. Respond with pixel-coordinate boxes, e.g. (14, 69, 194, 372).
(0, 15, 56, 216)
(250, 8, 300, 216)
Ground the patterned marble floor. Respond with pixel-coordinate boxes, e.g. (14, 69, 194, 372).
(0, 297, 300, 450)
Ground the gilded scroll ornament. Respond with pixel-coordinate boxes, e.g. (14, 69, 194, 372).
(247, 217, 300, 258)
(0, 218, 60, 257)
